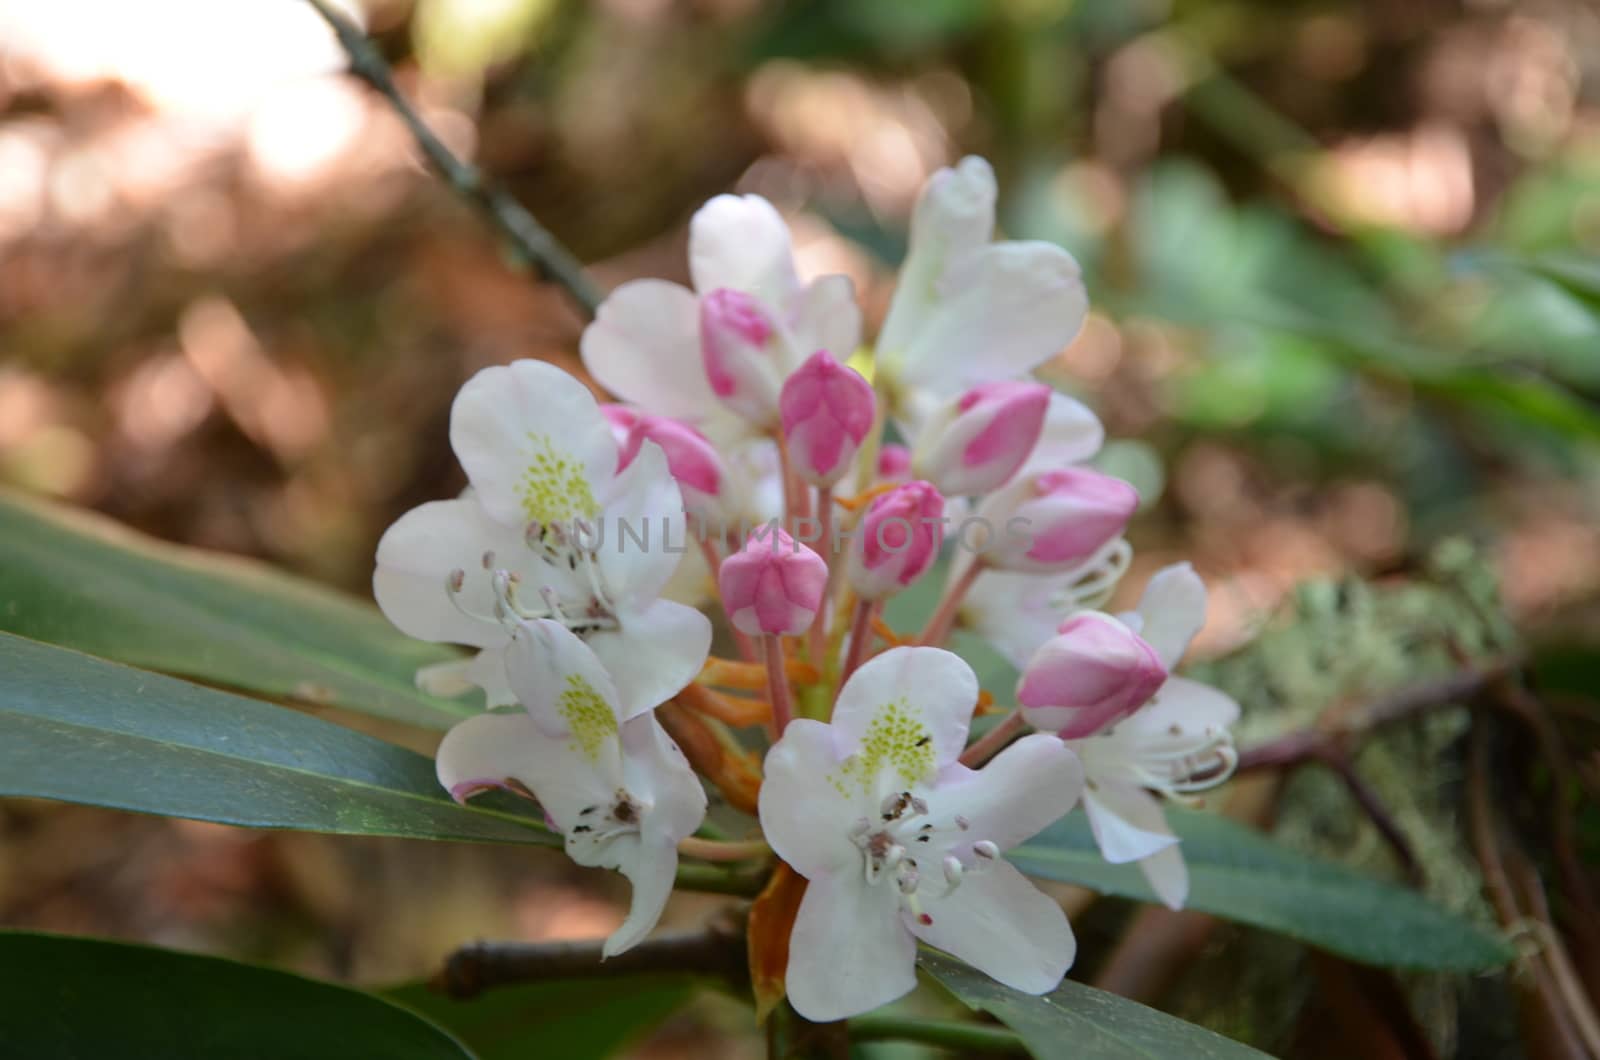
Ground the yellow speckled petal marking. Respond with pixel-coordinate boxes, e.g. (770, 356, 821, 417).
(559, 673, 617, 761)
(519, 434, 600, 524)
(832, 699, 934, 797)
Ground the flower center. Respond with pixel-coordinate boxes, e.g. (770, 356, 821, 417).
(848, 789, 1001, 927)
(1044, 538, 1132, 614)
(445, 518, 620, 637)
(1095, 716, 1239, 800)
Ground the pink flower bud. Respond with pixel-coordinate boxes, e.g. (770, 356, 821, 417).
(779, 350, 876, 487)
(719, 526, 828, 636)
(617, 413, 725, 519)
(911, 381, 1050, 496)
(701, 288, 784, 426)
(1017, 612, 1166, 738)
(974, 466, 1137, 572)
(847, 481, 945, 600)
(877, 444, 912, 481)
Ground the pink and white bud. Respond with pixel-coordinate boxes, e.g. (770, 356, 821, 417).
(1017, 612, 1166, 738)
(911, 381, 1050, 496)
(617, 413, 726, 519)
(701, 288, 785, 426)
(974, 466, 1137, 573)
(877, 443, 912, 481)
(846, 481, 945, 600)
(719, 526, 828, 637)
(779, 350, 876, 487)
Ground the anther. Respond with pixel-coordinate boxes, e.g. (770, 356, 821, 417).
(942, 855, 964, 889)
(972, 840, 999, 862)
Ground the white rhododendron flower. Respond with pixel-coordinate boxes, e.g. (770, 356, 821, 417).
(374, 360, 711, 714)
(1064, 563, 1240, 909)
(759, 647, 1083, 1021)
(581, 194, 861, 434)
(437, 619, 707, 957)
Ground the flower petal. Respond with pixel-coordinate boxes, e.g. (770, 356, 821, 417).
(621, 714, 707, 844)
(1081, 780, 1179, 864)
(450, 360, 618, 528)
(581, 279, 718, 420)
(911, 858, 1075, 995)
(958, 566, 1066, 670)
(373, 498, 524, 649)
(786, 871, 917, 1022)
(879, 156, 997, 361)
(434, 709, 612, 816)
(1133, 562, 1207, 669)
(831, 647, 979, 780)
(596, 440, 688, 603)
(787, 273, 862, 363)
(689, 194, 800, 307)
(504, 619, 626, 754)
(605, 837, 681, 957)
(898, 242, 1088, 398)
(588, 600, 712, 721)
(1123, 676, 1241, 739)
(465, 648, 516, 708)
(1138, 842, 1189, 910)
(933, 734, 1082, 851)
(1024, 391, 1105, 472)
(758, 719, 861, 877)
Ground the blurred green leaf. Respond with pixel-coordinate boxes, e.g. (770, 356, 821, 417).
(0, 487, 473, 730)
(921, 949, 1270, 1059)
(389, 976, 695, 1060)
(0, 632, 554, 846)
(883, 560, 1020, 697)
(0, 932, 477, 1060)
(1009, 807, 1510, 971)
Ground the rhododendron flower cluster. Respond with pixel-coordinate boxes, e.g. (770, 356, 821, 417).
(373, 157, 1240, 1022)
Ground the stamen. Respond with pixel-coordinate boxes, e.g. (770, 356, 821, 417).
(972, 840, 999, 863)
(942, 855, 964, 889)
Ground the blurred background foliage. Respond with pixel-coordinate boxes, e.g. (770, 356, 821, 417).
(1, 0, 1597, 1056)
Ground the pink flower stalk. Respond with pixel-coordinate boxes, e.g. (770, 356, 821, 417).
(719, 526, 828, 636)
(911, 381, 1050, 496)
(616, 412, 725, 519)
(975, 466, 1137, 572)
(846, 481, 945, 600)
(1016, 612, 1166, 738)
(779, 350, 876, 487)
(877, 443, 912, 481)
(700, 288, 784, 426)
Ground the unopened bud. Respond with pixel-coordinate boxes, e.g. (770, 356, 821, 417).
(1017, 612, 1166, 738)
(718, 526, 828, 636)
(911, 381, 1050, 496)
(974, 466, 1137, 572)
(847, 481, 945, 600)
(700, 288, 784, 426)
(617, 413, 725, 519)
(779, 350, 876, 487)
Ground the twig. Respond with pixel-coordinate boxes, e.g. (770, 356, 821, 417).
(303, 0, 603, 318)
(847, 1014, 1027, 1054)
(1236, 660, 1515, 772)
(1313, 746, 1422, 884)
(432, 923, 747, 999)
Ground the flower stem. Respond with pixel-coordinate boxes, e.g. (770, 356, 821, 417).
(918, 559, 984, 646)
(678, 836, 772, 862)
(838, 598, 879, 687)
(699, 536, 757, 661)
(959, 710, 1026, 767)
(808, 486, 834, 666)
(847, 1014, 1026, 1054)
(764, 634, 796, 735)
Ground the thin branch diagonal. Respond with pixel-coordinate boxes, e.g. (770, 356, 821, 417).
(304, 0, 604, 318)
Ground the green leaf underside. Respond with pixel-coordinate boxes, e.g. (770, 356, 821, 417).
(0, 487, 472, 729)
(388, 976, 696, 1060)
(0, 932, 477, 1060)
(921, 949, 1273, 1059)
(0, 633, 555, 846)
(1009, 807, 1511, 971)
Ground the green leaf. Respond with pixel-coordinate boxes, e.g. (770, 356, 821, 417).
(0, 632, 554, 846)
(388, 976, 696, 1060)
(0, 487, 473, 729)
(0, 932, 477, 1060)
(920, 949, 1271, 1059)
(1009, 807, 1511, 971)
